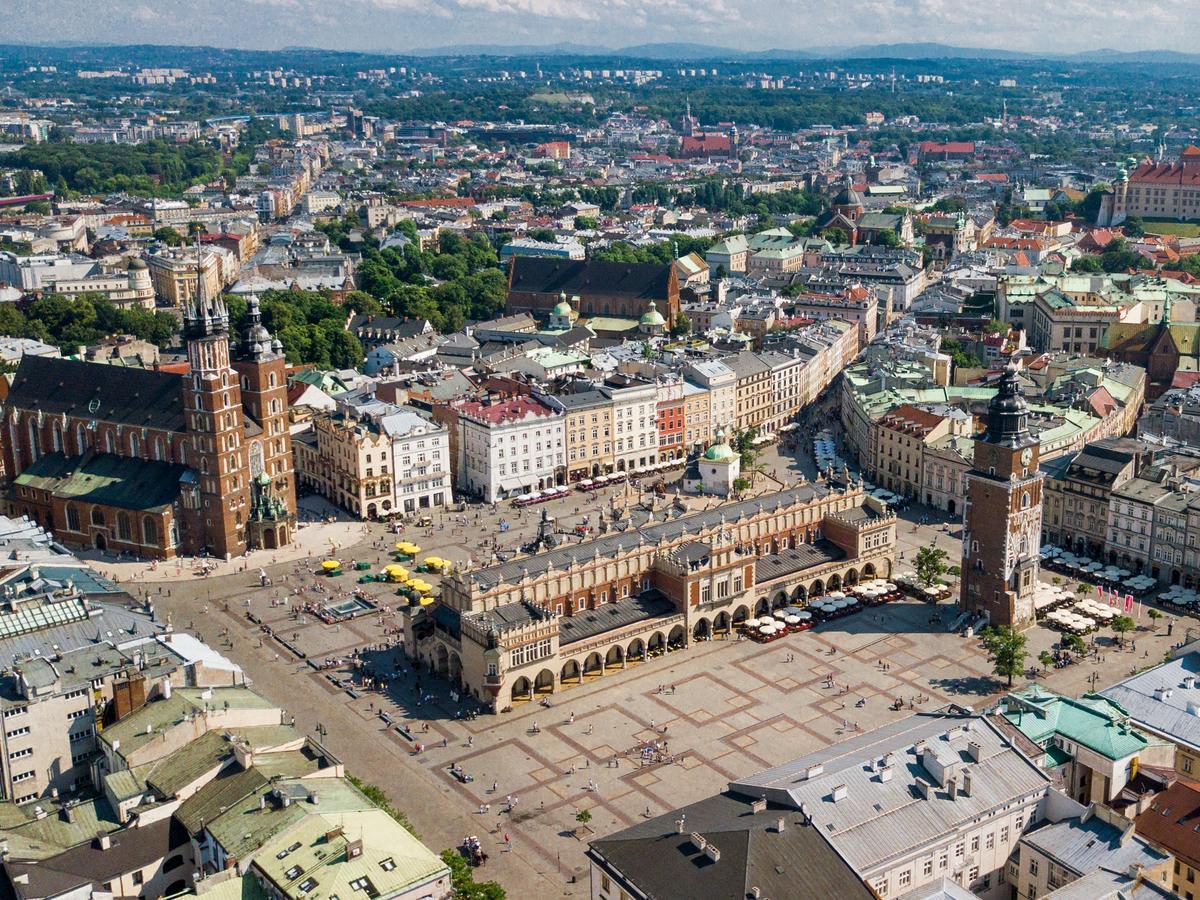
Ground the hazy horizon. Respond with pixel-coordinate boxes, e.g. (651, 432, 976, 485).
(6, 0, 1194, 56)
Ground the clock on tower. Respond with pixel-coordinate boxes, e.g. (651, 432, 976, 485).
(960, 364, 1044, 630)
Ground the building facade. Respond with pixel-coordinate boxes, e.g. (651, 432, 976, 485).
(2, 294, 296, 558)
(961, 366, 1044, 629)
(413, 483, 896, 712)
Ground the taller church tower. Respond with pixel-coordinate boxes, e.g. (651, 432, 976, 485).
(182, 246, 250, 558)
(960, 365, 1044, 629)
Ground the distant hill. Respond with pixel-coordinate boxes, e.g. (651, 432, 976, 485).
(402, 41, 1200, 64)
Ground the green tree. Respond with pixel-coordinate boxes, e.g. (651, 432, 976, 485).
(1148, 608, 1163, 630)
(733, 476, 752, 493)
(982, 625, 1028, 687)
(1038, 650, 1054, 674)
(915, 545, 950, 587)
(1111, 614, 1136, 647)
(153, 226, 184, 246)
(528, 228, 556, 242)
(731, 428, 759, 471)
(670, 311, 692, 338)
(1064, 633, 1087, 656)
(574, 216, 598, 230)
(439, 850, 506, 900)
(1124, 217, 1146, 238)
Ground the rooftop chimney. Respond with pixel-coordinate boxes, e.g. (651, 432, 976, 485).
(704, 844, 721, 863)
(967, 741, 983, 763)
(879, 765, 894, 783)
(948, 776, 959, 800)
(690, 832, 707, 852)
(750, 798, 767, 814)
(916, 779, 933, 800)
(962, 772, 973, 797)
(832, 784, 848, 803)
(806, 763, 825, 779)
(775, 817, 786, 833)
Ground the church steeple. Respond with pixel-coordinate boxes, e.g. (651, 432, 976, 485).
(183, 237, 228, 340)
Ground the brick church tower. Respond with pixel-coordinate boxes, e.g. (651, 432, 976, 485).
(182, 274, 251, 559)
(231, 295, 297, 550)
(960, 365, 1044, 630)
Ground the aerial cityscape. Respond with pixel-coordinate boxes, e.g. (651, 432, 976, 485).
(5, 8, 1200, 900)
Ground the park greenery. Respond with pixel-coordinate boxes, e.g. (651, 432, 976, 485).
(356, 223, 508, 335)
(226, 289, 369, 369)
(0, 293, 177, 352)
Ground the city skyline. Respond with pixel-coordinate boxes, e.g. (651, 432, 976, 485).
(7, 0, 1199, 55)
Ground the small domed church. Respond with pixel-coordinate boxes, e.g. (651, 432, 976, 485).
(1, 284, 297, 559)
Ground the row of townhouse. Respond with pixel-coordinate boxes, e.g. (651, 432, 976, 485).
(292, 391, 451, 519)
(841, 354, 1147, 514)
(398, 318, 860, 506)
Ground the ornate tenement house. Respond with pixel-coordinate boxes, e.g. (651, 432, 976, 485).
(410, 482, 896, 712)
(1, 294, 296, 558)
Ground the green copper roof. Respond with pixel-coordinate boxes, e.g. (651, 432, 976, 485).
(1001, 686, 1147, 762)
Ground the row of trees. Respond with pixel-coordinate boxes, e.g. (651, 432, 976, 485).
(0, 293, 177, 353)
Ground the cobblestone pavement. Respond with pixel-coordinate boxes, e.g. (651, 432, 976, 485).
(97, 439, 1199, 896)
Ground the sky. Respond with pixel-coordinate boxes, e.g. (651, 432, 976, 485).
(5, 0, 1192, 54)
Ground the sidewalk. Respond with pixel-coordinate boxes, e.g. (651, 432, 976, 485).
(79, 518, 374, 586)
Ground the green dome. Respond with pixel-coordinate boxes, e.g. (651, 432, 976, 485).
(640, 300, 666, 328)
(703, 429, 737, 462)
(553, 299, 573, 318)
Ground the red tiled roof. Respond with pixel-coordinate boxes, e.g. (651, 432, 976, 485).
(398, 197, 475, 208)
(918, 140, 975, 155)
(1134, 779, 1200, 866)
(681, 135, 732, 155)
(459, 394, 558, 426)
(881, 403, 947, 434)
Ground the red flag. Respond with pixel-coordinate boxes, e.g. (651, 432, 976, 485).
(1124, 594, 1134, 614)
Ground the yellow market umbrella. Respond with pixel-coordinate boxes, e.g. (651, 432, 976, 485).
(423, 556, 444, 569)
(397, 541, 421, 554)
(410, 579, 433, 594)
(419, 595, 435, 606)
(321, 560, 341, 571)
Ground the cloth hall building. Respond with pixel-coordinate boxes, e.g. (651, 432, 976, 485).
(0, 294, 296, 559)
(409, 481, 896, 712)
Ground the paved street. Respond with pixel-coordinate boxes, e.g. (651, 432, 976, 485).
(89, 435, 1200, 896)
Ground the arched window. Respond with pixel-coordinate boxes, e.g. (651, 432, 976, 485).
(76, 424, 87, 454)
(117, 512, 131, 541)
(179, 442, 187, 465)
(268, 372, 277, 388)
(105, 431, 116, 454)
(65, 504, 80, 532)
(91, 507, 105, 527)
(128, 433, 140, 457)
(200, 457, 208, 475)
(27, 420, 40, 461)
(142, 517, 159, 546)
(51, 422, 63, 453)
(154, 437, 164, 461)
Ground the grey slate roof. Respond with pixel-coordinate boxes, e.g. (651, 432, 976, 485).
(589, 790, 875, 900)
(558, 591, 675, 647)
(754, 541, 845, 583)
(465, 483, 833, 591)
(508, 257, 673, 300)
(731, 711, 1051, 873)
(1019, 814, 1166, 879)
(8, 355, 187, 431)
(1098, 652, 1200, 752)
